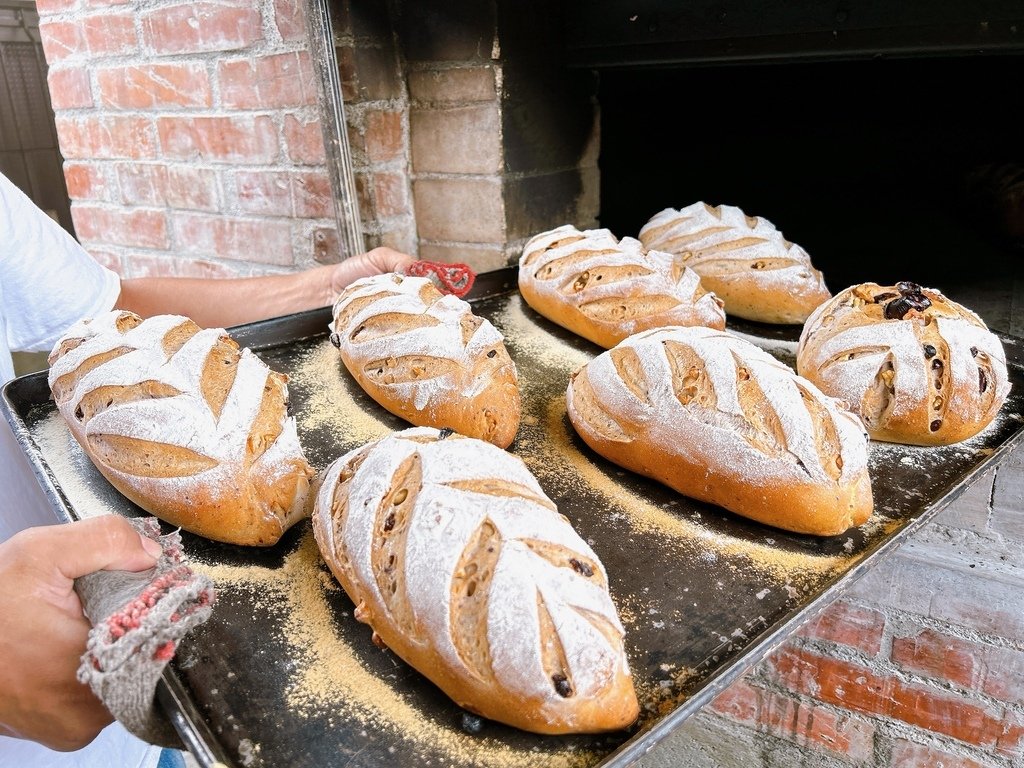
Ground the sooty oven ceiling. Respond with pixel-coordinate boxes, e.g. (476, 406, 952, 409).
(564, 1, 1024, 306)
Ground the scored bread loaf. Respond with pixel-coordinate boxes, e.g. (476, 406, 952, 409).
(312, 426, 639, 734)
(797, 281, 1011, 445)
(566, 326, 873, 536)
(638, 202, 831, 324)
(47, 310, 313, 546)
(518, 224, 726, 348)
(330, 273, 520, 448)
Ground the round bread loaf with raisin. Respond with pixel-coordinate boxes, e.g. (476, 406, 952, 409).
(638, 202, 831, 324)
(518, 224, 726, 348)
(566, 326, 873, 536)
(330, 272, 521, 448)
(312, 426, 639, 734)
(797, 281, 1011, 446)
(47, 310, 313, 546)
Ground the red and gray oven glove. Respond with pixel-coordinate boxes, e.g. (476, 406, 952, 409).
(404, 260, 476, 297)
(75, 517, 215, 747)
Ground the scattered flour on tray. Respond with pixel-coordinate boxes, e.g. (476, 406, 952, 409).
(193, 531, 603, 768)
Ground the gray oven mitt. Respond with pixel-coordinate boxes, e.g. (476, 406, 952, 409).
(75, 517, 216, 747)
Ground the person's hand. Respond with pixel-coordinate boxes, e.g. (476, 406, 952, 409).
(0, 515, 162, 751)
(328, 246, 416, 297)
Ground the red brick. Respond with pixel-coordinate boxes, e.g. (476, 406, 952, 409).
(891, 629, 976, 689)
(273, 0, 307, 41)
(980, 644, 1024, 702)
(157, 116, 278, 163)
(799, 600, 886, 656)
(97, 64, 211, 109)
(218, 51, 317, 109)
(293, 171, 332, 218)
(114, 163, 219, 211)
(365, 109, 404, 162)
(39, 20, 85, 64)
(171, 213, 293, 265)
(889, 740, 987, 768)
(122, 252, 239, 278)
(283, 114, 325, 165)
(83, 12, 136, 55)
(710, 678, 875, 758)
(63, 163, 108, 201)
(372, 171, 409, 218)
(34, 0, 77, 14)
(312, 227, 340, 264)
(164, 166, 221, 211)
(85, 0, 132, 8)
(767, 646, 1020, 752)
(47, 67, 93, 110)
(236, 171, 292, 216)
(72, 205, 168, 249)
(56, 115, 158, 160)
(141, 3, 262, 55)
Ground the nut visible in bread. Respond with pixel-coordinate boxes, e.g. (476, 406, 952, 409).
(518, 224, 726, 348)
(47, 311, 313, 546)
(638, 203, 831, 324)
(312, 426, 640, 734)
(330, 273, 521, 448)
(797, 281, 1011, 445)
(566, 326, 873, 536)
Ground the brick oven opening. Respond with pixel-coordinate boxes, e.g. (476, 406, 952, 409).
(596, 55, 1024, 298)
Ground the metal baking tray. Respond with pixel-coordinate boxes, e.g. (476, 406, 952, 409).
(5, 266, 1024, 768)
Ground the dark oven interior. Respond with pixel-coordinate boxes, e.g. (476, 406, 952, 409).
(594, 53, 1024, 324)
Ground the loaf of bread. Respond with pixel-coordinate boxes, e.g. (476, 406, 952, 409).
(797, 281, 1011, 445)
(638, 203, 831, 324)
(312, 426, 639, 734)
(330, 273, 520, 448)
(47, 311, 313, 546)
(518, 224, 726, 348)
(566, 326, 873, 536)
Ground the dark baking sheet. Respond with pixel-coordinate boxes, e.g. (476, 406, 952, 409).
(4, 266, 1024, 768)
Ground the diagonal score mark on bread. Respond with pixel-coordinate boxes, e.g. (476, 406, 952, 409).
(450, 518, 500, 684)
(519, 224, 727, 349)
(47, 310, 312, 545)
(312, 427, 638, 733)
(330, 273, 521, 448)
(371, 452, 421, 641)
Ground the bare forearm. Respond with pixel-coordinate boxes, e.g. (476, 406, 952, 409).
(116, 267, 336, 329)
(114, 248, 416, 329)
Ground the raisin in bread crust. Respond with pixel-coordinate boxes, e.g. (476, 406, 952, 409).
(796, 282, 1011, 446)
(312, 427, 639, 734)
(518, 224, 726, 349)
(638, 203, 831, 324)
(566, 326, 873, 536)
(47, 310, 313, 546)
(330, 273, 521, 448)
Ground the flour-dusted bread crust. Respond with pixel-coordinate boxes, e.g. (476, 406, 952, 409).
(518, 224, 726, 348)
(47, 311, 313, 546)
(330, 273, 520, 448)
(638, 203, 831, 324)
(312, 427, 639, 734)
(567, 326, 873, 536)
(797, 282, 1011, 446)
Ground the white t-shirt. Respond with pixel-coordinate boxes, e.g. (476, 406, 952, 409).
(0, 172, 164, 766)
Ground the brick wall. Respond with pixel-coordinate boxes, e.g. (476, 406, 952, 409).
(38, 0, 336, 278)
(641, 441, 1024, 767)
